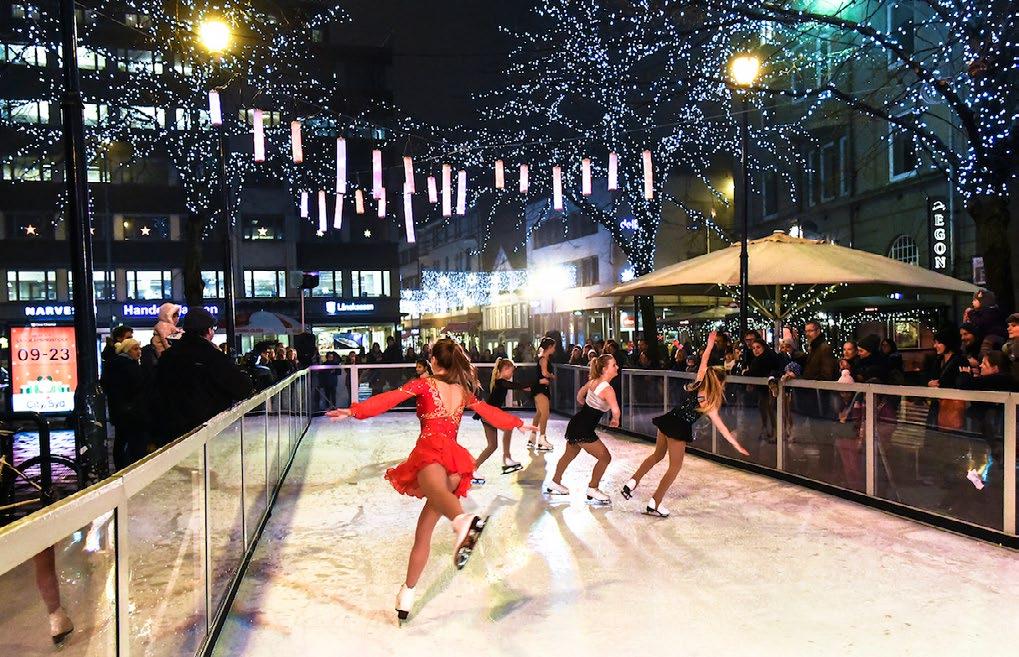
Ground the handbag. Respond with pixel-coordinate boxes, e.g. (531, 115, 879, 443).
(937, 398, 966, 430)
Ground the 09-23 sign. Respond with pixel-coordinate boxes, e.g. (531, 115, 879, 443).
(10, 326, 77, 413)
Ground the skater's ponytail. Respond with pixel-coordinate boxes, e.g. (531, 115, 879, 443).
(431, 338, 480, 396)
(697, 367, 726, 413)
(490, 357, 515, 392)
(589, 354, 615, 381)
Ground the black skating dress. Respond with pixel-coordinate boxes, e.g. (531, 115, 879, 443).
(530, 357, 552, 399)
(473, 378, 529, 426)
(651, 380, 703, 442)
(565, 381, 613, 444)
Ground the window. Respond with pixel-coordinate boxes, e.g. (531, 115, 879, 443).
(242, 215, 285, 240)
(311, 29, 324, 43)
(820, 141, 843, 201)
(0, 43, 47, 66)
(94, 271, 115, 300)
(761, 171, 779, 217)
(121, 216, 170, 240)
(838, 136, 850, 196)
(126, 270, 172, 300)
(888, 119, 918, 180)
(244, 270, 286, 298)
(172, 55, 193, 77)
(311, 271, 344, 297)
(888, 235, 919, 265)
(77, 47, 105, 71)
(7, 270, 57, 300)
(352, 271, 390, 297)
(201, 271, 225, 298)
(10, 214, 54, 239)
(11, 4, 40, 20)
(575, 256, 599, 287)
(124, 13, 152, 29)
(74, 8, 96, 25)
(887, 3, 915, 63)
(238, 109, 282, 128)
(117, 49, 163, 75)
(1, 99, 50, 124)
(806, 149, 819, 206)
(87, 155, 109, 183)
(123, 105, 165, 129)
(1, 156, 55, 182)
(83, 103, 108, 126)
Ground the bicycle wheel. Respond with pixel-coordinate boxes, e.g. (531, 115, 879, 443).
(10, 455, 83, 509)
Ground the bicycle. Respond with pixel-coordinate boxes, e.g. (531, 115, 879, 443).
(0, 412, 83, 523)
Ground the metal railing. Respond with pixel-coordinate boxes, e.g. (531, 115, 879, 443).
(306, 363, 538, 413)
(552, 365, 1017, 539)
(0, 369, 312, 657)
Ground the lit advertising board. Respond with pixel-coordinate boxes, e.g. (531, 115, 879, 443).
(10, 326, 77, 413)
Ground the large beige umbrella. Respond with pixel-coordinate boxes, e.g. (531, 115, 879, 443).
(602, 231, 979, 335)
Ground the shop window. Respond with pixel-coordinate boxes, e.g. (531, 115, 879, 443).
(353, 270, 390, 297)
(121, 216, 170, 240)
(242, 214, 285, 240)
(94, 271, 116, 301)
(126, 270, 172, 300)
(311, 271, 343, 297)
(244, 270, 286, 298)
(7, 270, 57, 301)
(202, 270, 225, 298)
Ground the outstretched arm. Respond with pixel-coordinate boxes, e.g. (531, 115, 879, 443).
(327, 388, 414, 420)
(705, 408, 749, 456)
(467, 398, 536, 432)
(696, 332, 717, 382)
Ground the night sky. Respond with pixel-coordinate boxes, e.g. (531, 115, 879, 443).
(332, 0, 534, 126)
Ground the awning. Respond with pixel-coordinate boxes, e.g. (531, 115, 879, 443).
(441, 321, 479, 333)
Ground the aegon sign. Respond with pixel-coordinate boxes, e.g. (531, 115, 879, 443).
(325, 301, 375, 314)
(122, 304, 220, 318)
(927, 197, 951, 273)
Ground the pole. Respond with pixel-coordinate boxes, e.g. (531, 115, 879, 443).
(738, 94, 750, 344)
(59, 0, 107, 477)
(219, 126, 238, 354)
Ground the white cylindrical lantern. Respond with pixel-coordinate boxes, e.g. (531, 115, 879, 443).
(299, 190, 308, 218)
(427, 175, 438, 203)
(441, 164, 452, 217)
(552, 166, 563, 211)
(581, 157, 592, 196)
(519, 163, 529, 193)
(318, 190, 327, 233)
(355, 189, 365, 215)
(608, 151, 618, 191)
(403, 156, 415, 194)
(253, 109, 265, 163)
(372, 149, 383, 199)
(495, 159, 505, 189)
(642, 149, 653, 199)
(334, 193, 343, 230)
(456, 170, 467, 216)
(291, 121, 303, 164)
(377, 187, 386, 218)
(336, 137, 347, 193)
(403, 193, 416, 243)
(208, 90, 222, 126)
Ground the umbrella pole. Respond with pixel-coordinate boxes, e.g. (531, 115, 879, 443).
(774, 285, 782, 348)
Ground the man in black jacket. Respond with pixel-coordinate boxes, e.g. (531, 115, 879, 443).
(155, 309, 253, 443)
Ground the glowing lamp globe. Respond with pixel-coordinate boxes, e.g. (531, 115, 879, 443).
(198, 19, 231, 53)
(729, 55, 760, 87)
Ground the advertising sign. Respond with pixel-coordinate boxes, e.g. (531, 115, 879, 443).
(10, 326, 77, 413)
(927, 196, 951, 273)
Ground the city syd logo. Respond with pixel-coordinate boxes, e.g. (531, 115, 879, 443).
(325, 301, 375, 314)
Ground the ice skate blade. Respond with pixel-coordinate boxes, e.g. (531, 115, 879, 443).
(586, 496, 611, 506)
(501, 464, 523, 474)
(643, 507, 670, 518)
(454, 516, 488, 570)
(620, 485, 634, 500)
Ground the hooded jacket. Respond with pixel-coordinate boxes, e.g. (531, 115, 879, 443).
(153, 303, 183, 352)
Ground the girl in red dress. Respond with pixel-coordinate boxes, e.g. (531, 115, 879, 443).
(327, 339, 537, 621)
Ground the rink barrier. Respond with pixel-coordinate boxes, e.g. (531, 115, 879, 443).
(551, 365, 1018, 543)
(307, 362, 539, 412)
(0, 369, 313, 657)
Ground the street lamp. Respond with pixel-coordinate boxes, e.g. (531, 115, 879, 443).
(198, 18, 239, 354)
(728, 53, 760, 350)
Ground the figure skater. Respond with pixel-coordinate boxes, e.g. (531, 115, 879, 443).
(326, 339, 538, 621)
(528, 337, 557, 452)
(471, 357, 529, 485)
(545, 354, 620, 505)
(620, 331, 749, 517)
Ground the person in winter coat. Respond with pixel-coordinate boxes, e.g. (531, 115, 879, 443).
(800, 321, 838, 381)
(102, 325, 134, 364)
(100, 338, 150, 469)
(154, 309, 253, 443)
(964, 289, 1007, 341)
(1003, 313, 1019, 385)
(747, 338, 783, 441)
(152, 303, 183, 354)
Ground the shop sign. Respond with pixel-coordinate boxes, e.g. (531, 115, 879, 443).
(325, 301, 376, 314)
(24, 305, 75, 318)
(122, 303, 219, 318)
(620, 310, 635, 329)
(10, 326, 77, 413)
(927, 197, 951, 272)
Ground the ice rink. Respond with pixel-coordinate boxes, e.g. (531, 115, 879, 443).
(211, 413, 1019, 657)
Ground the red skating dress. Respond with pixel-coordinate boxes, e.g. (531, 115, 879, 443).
(349, 376, 523, 498)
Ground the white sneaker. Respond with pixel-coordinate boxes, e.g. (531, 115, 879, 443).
(49, 608, 74, 644)
(535, 435, 553, 452)
(544, 481, 569, 495)
(586, 487, 611, 505)
(396, 584, 415, 621)
(620, 478, 637, 500)
(644, 499, 670, 517)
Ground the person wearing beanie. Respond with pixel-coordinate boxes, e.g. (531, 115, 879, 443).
(854, 334, 890, 383)
(959, 322, 983, 364)
(964, 289, 1007, 341)
(100, 337, 150, 469)
(926, 325, 969, 427)
(1004, 313, 1019, 385)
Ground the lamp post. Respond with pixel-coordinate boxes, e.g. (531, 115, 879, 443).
(198, 19, 239, 354)
(729, 54, 760, 347)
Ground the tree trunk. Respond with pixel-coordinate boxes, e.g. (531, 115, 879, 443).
(183, 211, 208, 307)
(636, 295, 659, 367)
(967, 194, 1015, 315)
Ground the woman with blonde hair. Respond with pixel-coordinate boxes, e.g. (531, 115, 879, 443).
(545, 354, 620, 505)
(621, 331, 749, 517)
(471, 357, 530, 484)
(326, 338, 538, 621)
